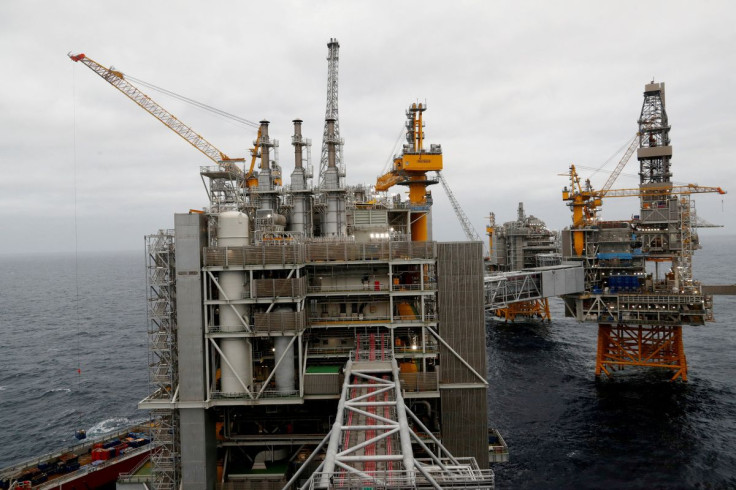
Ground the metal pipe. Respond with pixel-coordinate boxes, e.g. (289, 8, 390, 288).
(391, 359, 416, 475)
(297, 461, 324, 490)
(412, 460, 443, 490)
(426, 326, 488, 385)
(338, 455, 403, 462)
(344, 406, 394, 425)
(334, 461, 387, 488)
(281, 430, 332, 490)
(404, 405, 458, 464)
(336, 428, 400, 457)
(408, 429, 448, 470)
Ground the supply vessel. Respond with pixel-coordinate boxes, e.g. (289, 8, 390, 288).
(0, 426, 150, 489)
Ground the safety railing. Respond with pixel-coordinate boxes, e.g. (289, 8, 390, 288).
(254, 310, 306, 333)
(307, 283, 390, 293)
(307, 461, 494, 489)
(398, 371, 439, 393)
(253, 276, 307, 298)
(304, 373, 343, 395)
(204, 245, 304, 267)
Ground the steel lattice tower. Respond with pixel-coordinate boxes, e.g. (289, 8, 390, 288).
(638, 82, 672, 185)
(319, 38, 344, 187)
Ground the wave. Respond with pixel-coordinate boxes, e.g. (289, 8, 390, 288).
(86, 416, 138, 437)
(49, 387, 71, 393)
(41, 387, 72, 397)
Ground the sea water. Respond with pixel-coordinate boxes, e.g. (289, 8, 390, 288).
(488, 234, 736, 488)
(1, 238, 734, 488)
(0, 251, 149, 467)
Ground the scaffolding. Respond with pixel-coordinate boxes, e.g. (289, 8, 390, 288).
(677, 196, 696, 291)
(145, 230, 179, 490)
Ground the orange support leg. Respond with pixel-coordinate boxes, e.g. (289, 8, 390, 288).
(494, 298, 551, 323)
(595, 323, 688, 381)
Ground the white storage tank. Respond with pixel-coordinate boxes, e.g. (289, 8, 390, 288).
(217, 210, 249, 247)
(217, 210, 252, 395)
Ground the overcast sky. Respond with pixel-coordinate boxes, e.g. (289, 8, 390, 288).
(1, 1, 734, 255)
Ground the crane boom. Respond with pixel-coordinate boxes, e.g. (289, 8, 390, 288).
(437, 171, 482, 242)
(375, 170, 407, 192)
(601, 184, 726, 198)
(69, 53, 244, 176)
(600, 134, 639, 195)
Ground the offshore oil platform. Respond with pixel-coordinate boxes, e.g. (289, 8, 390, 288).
(558, 81, 726, 382)
(34, 38, 724, 490)
(69, 40, 497, 489)
(482, 81, 727, 382)
(484, 203, 560, 322)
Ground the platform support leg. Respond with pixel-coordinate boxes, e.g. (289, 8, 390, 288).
(595, 323, 688, 381)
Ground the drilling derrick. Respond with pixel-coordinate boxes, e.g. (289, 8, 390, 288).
(638, 83, 672, 185)
(560, 81, 726, 381)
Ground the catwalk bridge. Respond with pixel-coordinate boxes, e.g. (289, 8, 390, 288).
(484, 264, 584, 312)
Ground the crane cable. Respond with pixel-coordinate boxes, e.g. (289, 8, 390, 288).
(378, 125, 407, 178)
(72, 63, 85, 438)
(574, 164, 693, 188)
(588, 135, 634, 180)
(121, 72, 261, 129)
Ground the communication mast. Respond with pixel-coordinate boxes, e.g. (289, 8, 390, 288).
(318, 38, 344, 188)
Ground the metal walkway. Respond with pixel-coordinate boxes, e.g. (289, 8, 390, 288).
(296, 333, 494, 489)
(484, 264, 584, 311)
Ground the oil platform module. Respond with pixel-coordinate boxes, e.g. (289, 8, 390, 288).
(72, 40, 496, 489)
(485, 203, 560, 322)
(560, 81, 726, 381)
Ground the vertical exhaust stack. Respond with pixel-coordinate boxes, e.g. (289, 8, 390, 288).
(324, 118, 338, 186)
(289, 119, 312, 236)
(322, 118, 346, 236)
(291, 119, 306, 189)
(254, 119, 285, 237)
(257, 120, 273, 193)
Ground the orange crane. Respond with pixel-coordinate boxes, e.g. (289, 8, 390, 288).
(562, 152, 725, 256)
(561, 135, 638, 254)
(69, 52, 266, 186)
(375, 103, 442, 241)
(485, 213, 496, 263)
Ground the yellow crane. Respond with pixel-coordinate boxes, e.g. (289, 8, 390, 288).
(562, 163, 726, 256)
(562, 134, 638, 233)
(69, 52, 265, 185)
(485, 213, 496, 262)
(375, 103, 442, 241)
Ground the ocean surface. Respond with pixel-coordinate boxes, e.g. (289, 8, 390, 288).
(488, 234, 736, 489)
(1, 237, 734, 488)
(0, 251, 149, 468)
